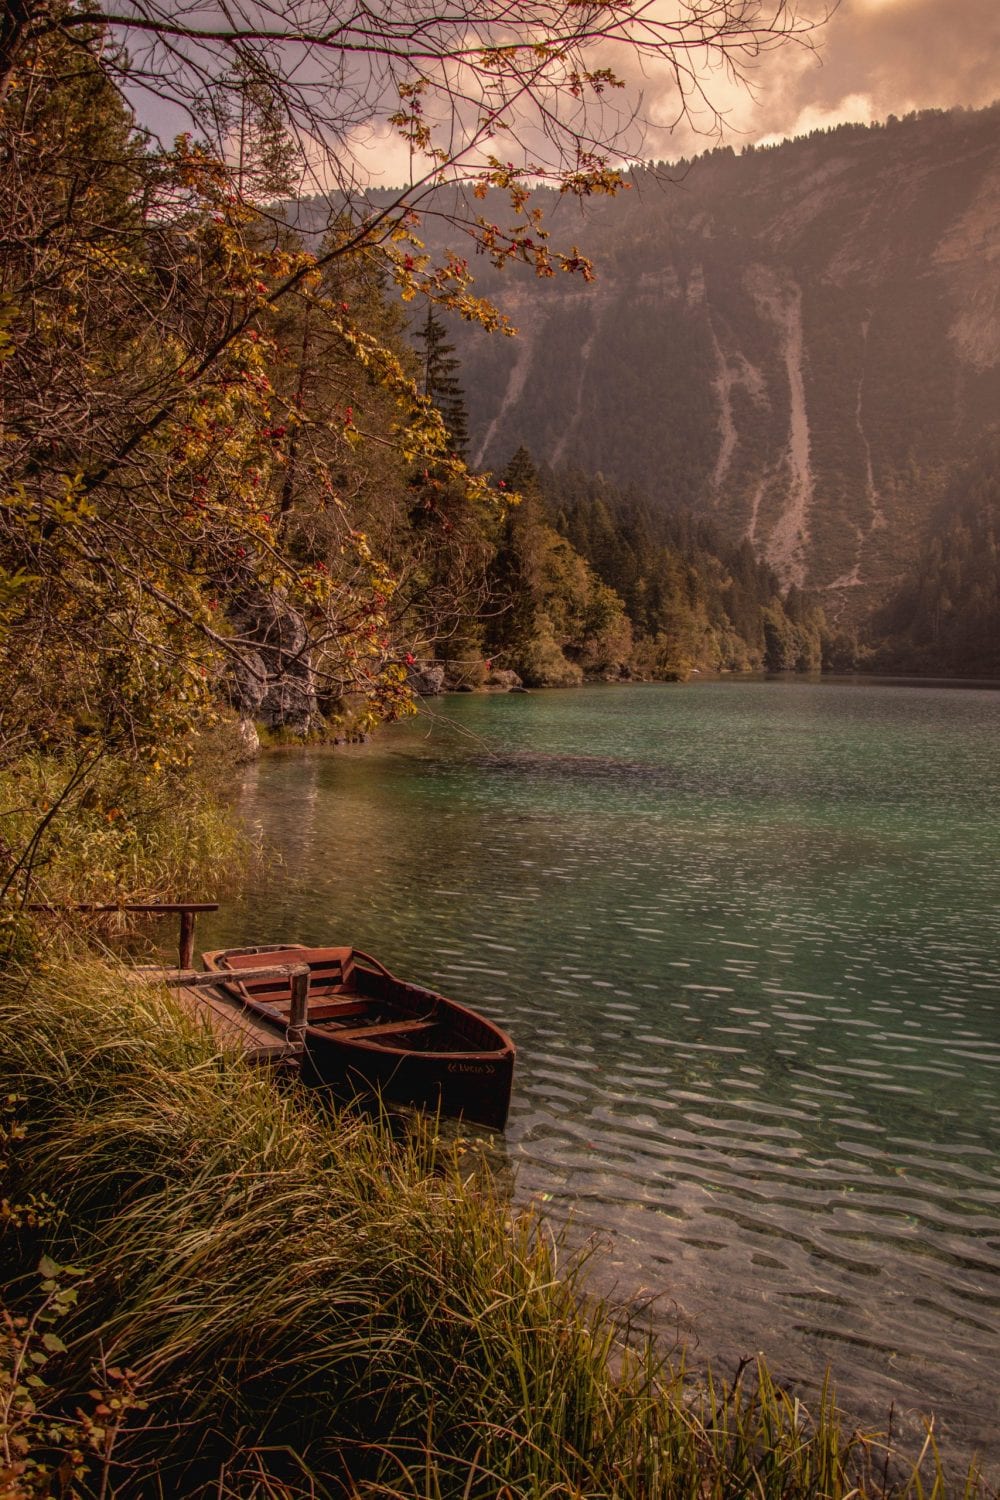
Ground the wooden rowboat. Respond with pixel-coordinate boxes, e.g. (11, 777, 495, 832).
(201, 943, 516, 1130)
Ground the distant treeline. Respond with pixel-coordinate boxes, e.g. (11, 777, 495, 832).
(479, 435, 1000, 688)
(479, 449, 835, 684)
(870, 433, 1000, 677)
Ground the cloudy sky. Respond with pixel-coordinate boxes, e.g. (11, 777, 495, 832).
(334, 0, 999, 192)
(659, 0, 1000, 155)
(123, 0, 998, 190)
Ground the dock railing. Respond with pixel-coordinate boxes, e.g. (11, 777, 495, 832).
(26, 901, 219, 968)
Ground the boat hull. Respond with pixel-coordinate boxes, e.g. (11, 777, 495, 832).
(202, 944, 515, 1130)
(297, 1035, 515, 1131)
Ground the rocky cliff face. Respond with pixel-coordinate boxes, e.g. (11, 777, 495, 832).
(445, 106, 1000, 622)
(226, 589, 318, 733)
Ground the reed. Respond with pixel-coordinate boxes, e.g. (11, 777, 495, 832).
(0, 743, 251, 921)
(0, 959, 994, 1498)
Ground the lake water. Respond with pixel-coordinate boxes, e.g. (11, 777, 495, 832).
(201, 680, 1000, 1479)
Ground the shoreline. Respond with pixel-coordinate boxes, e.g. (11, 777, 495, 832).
(245, 668, 1000, 756)
(3, 954, 995, 1496)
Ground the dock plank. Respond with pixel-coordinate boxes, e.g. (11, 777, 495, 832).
(169, 981, 292, 1065)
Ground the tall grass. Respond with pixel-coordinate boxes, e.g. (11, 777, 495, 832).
(0, 734, 252, 918)
(0, 959, 994, 1498)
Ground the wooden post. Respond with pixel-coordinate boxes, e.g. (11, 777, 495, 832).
(288, 967, 310, 1047)
(25, 903, 217, 972)
(178, 909, 196, 970)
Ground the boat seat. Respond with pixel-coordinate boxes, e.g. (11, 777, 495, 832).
(305, 1004, 368, 1023)
(332, 1018, 436, 1041)
(287, 1000, 371, 1022)
(223, 946, 356, 991)
(231, 980, 291, 1001)
(240, 980, 350, 1006)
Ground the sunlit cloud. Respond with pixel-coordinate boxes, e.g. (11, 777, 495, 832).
(339, 125, 418, 194)
(169, 0, 998, 191)
(125, 0, 997, 193)
(627, 0, 999, 160)
(754, 92, 883, 146)
(738, 0, 1000, 144)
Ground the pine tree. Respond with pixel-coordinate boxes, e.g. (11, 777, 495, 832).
(416, 305, 469, 460)
(502, 445, 538, 493)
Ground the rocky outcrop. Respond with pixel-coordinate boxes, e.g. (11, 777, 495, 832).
(403, 662, 526, 695)
(485, 668, 524, 691)
(226, 648, 269, 719)
(225, 589, 318, 733)
(406, 662, 447, 697)
(233, 719, 261, 761)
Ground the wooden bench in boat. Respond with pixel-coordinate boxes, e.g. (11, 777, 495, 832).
(225, 946, 355, 990)
(294, 1000, 370, 1022)
(221, 948, 367, 1021)
(250, 996, 371, 1022)
(332, 1018, 436, 1042)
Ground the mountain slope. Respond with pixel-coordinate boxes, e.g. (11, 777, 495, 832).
(441, 106, 1000, 623)
(870, 432, 1000, 675)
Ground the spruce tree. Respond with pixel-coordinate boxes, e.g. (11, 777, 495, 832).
(416, 305, 469, 460)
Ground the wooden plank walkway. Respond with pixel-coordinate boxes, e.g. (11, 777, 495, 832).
(34, 905, 302, 1070)
(168, 981, 294, 1066)
(129, 962, 305, 1067)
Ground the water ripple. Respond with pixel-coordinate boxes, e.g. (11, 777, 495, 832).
(204, 682, 1000, 1482)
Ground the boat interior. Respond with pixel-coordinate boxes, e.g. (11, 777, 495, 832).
(211, 945, 440, 1040)
(206, 944, 511, 1056)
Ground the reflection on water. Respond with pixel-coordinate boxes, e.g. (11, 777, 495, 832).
(202, 681, 1000, 1478)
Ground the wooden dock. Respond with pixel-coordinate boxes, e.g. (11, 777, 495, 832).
(31, 904, 309, 1069)
(167, 979, 296, 1067)
(131, 960, 312, 1067)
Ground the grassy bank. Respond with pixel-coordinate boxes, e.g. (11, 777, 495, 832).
(0, 737, 251, 922)
(0, 960, 994, 1498)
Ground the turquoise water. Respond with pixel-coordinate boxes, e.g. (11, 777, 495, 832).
(202, 681, 1000, 1475)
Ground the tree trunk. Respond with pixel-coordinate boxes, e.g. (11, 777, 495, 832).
(0, 0, 35, 103)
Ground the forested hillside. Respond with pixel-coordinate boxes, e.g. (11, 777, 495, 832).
(349, 106, 1000, 625)
(870, 434, 1000, 677)
(483, 450, 831, 682)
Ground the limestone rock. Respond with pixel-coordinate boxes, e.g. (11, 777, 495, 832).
(234, 719, 261, 761)
(226, 648, 269, 717)
(406, 662, 447, 697)
(258, 676, 316, 733)
(226, 589, 318, 733)
(486, 668, 523, 691)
